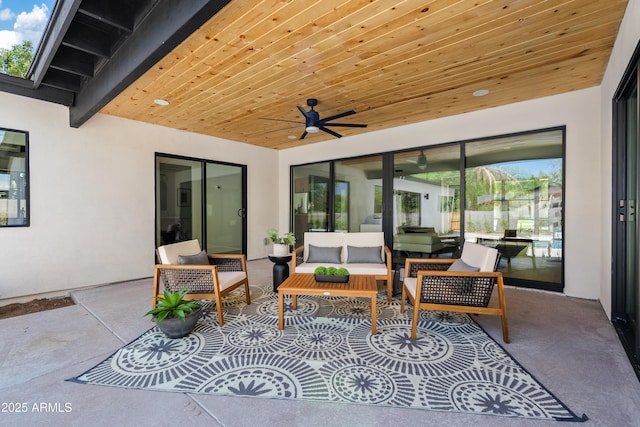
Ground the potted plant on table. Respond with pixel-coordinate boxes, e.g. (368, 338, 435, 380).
(314, 266, 350, 283)
(267, 228, 296, 256)
(145, 289, 202, 339)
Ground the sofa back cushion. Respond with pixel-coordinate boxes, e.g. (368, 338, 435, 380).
(460, 242, 499, 272)
(157, 239, 202, 264)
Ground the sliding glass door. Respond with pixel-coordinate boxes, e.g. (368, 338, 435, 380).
(464, 129, 564, 291)
(205, 163, 245, 254)
(613, 50, 640, 375)
(290, 128, 565, 292)
(392, 145, 461, 257)
(156, 154, 246, 254)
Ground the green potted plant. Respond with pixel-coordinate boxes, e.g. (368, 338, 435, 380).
(267, 228, 296, 256)
(145, 289, 203, 338)
(314, 266, 350, 283)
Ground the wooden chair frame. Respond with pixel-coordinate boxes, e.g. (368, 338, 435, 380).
(400, 258, 509, 343)
(153, 253, 250, 326)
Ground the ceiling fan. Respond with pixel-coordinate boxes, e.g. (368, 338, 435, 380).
(262, 98, 367, 139)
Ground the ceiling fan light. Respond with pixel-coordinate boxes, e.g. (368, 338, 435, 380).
(417, 151, 427, 170)
(306, 126, 320, 133)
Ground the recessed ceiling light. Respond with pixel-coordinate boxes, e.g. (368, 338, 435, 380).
(288, 135, 296, 139)
(154, 99, 170, 106)
(473, 89, 489, 97)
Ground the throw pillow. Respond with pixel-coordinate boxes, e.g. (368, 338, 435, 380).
(346, 245, 384, 264)
(306, 244, 342, 264)
(447, 258, 480, 272)
(178, 250, 210, 265)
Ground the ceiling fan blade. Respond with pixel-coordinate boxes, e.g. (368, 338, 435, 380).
(300, 130, 308, 139)
(259, 117, 303, 125)
(320, 110, 356, 122)
(321, 123, 367, 128)
(319, 126, 342, 138)
(297, 105, 309, 118)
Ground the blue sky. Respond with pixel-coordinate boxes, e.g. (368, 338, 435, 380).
(0, 0, 55, 50)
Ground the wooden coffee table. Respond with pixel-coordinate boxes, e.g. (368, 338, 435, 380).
(277, 273, 378, 334)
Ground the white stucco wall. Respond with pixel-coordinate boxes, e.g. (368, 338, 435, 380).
(2, 0, 638, 306)
(279, 87, 602, 300)
(0, 93, 278, 300)
(598, 0, 640, 318)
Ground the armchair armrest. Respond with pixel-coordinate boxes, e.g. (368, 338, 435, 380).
(291, 245, 304, 269)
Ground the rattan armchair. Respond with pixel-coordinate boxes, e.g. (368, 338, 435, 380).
(153, 240, 250, 326)
(400, 242, 509, 343)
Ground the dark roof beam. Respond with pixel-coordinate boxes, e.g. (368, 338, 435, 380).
(62, 21, 111, 58)
(50, 46, 95, 78)
(77, 0, 134, 33)
(0, 73, 73, 106)
(27, 0, 83, 86)
(41, 69, 82, 93)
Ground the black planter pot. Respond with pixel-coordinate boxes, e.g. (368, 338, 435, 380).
(155, 308, 203, 339)
(314, 274, 350, 283)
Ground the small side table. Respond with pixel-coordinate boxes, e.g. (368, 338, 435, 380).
(268, 254, 292, 292)
(392, 255, 407, 297)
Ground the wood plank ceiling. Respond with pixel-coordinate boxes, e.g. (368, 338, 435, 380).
(100, 0, 628, 150)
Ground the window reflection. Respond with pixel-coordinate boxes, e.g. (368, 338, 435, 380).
(465, 129, 564, 288)
(0, 128, 28, 227)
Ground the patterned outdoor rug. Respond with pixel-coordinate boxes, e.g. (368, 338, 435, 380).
(69, 282, 586, 422)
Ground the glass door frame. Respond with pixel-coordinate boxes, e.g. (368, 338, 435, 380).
(612, 40, 640, 378)
(155, 152, 247, 255)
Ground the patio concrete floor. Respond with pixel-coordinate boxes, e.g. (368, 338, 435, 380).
(1, 257, 639, 426)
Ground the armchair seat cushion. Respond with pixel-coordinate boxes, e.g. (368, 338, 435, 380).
(403, 277, 417, 298)
(218, 271, 247, 291)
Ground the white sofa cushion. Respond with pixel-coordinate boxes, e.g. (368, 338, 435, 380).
(157, 239, 201, 264)
(460, 242, 499, 272)
(295, 262, 388, 276)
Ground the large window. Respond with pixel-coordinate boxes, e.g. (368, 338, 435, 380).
(0, 128, 28, 227)
(291, 156, 384, 243)
(464, 129, 564, 291)
(290, 128, 564, 291)
(392, 145, 461, 258)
